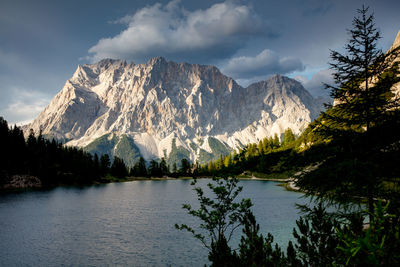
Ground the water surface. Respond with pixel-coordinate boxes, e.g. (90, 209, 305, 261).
(0, 179, 308, 266)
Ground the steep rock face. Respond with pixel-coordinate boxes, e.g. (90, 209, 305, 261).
(389, 30, 400, 96)
(25, 58, 323, 165)
(27, 80, 105, 140)
(390, 30, 400, 51)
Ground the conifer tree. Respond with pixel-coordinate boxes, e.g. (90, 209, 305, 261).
(180, 158, 190, 176)
(149, 159, 161, 177)
(257, 141, 264, 155)
(298, 6, 400, 217)
(172, 162, 178, 176)
(100, 154, 111, 176)
(160, 157, 168, 176)
(134, 157, 147, 177)
(282, 128, 296, 147)
(272, 134, 280, 148)
(324, 5, 399, 135)
(93, 153, 100, 178)
(110, 156, 128, 178)
(208, 161, 214, 175)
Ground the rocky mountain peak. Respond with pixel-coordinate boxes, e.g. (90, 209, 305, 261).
(96, 58, 126, 66)
(269, 73, 286, 82)
(25, 58, 324, 166)
(147, 56, 167, 66)
(89, 58, 127, 72)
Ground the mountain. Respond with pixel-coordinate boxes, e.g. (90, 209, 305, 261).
(389, 30, 400, 95)
(25, 57, 323, 166)
(390, 30, 400, 52)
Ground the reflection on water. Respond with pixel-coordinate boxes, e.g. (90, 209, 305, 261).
(0, 179, 306, 266)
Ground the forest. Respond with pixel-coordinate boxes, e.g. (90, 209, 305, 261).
(0, 117, 129, 187)
(175, 6, 400, 266)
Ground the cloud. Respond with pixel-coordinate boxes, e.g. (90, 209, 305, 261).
(302, 0, 333, 17)
(221, 49, 305, 80)
(0, 88, 50, 125)
(0, 48, 65, 125)
(294, 68, 334, 98)
(88, 0, 267, 63)
(108, 14, 134, 25)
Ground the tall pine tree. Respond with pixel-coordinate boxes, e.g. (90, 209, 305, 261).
(298, 6, 400, 217)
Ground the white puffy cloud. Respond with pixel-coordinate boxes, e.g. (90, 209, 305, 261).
(221, 49, 305, 80)
(294, 68, 334, 98)
(88, 0, 266, 63)
(1, 88, 50, 125)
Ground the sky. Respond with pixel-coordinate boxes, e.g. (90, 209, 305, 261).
(1, 0, 399, 124)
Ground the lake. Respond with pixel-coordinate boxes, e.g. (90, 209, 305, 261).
(0, 179, 308, 266)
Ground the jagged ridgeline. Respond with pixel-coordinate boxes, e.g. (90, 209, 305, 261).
(24, 57, 324, 166)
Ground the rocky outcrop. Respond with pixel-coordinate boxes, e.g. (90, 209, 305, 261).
(1, 175, 42, 189)
(388, 30, 400, 96)
(389, 30, 400, 52)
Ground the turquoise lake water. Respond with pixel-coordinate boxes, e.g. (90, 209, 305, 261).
(0, 179, 308, 266)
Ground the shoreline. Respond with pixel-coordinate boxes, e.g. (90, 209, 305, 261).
(238, 177, 291, 182)
(236, 175, 301, 192)
(1, 174, 300, 192)
(127, 176, 292, 183)
(125, 176, 303, 193)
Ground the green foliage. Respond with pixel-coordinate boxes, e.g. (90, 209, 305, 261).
(175, 177, 253, 252)
(238, 212, 288, 266)
(273, 134, 280, 148)
(208, 236, 239, 267)
(324, 5, 399, 135)
(198, 148, 214, 164)
(336, 201, 400, 266)
(130, 157, 147, 177)
(197, 138, 232, 164)
(292, 203, 342, 266)
(208, 137, 231, 158)
(175, 173, 400, 267)
(114, 135, 141, 167)
(86, 134, 142, 168)
(177, 7, 400, 265)
(160, 157, 168, 175)
(282, 128, 296, 147)
(41, 133, 71, 144)
(167, 138, 191, 167)
(110, 156, 128, 178)
(128, 156, 170, 178)
(179, 158, 191, 176)
(196, 128, 309, 178)
(100, 154, 111, 176)
(0, 117, 124, 186)
(148, 159, 161, 177)
(85, 133, 118, 159)
(171, 162, 178, 177)
(175, 177, 300, 266)
(297, 6, 400, 218)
